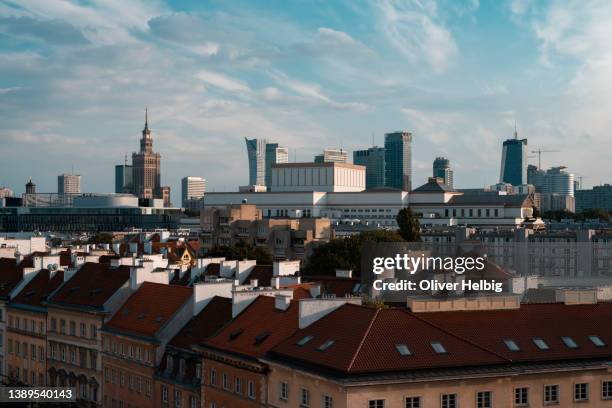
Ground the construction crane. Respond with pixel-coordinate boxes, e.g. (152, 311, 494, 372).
(531, 148, 560, 169)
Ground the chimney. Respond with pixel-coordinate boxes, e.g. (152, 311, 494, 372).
(271, 276, 280, 289)
(112, 243, 121, 255)
(275, 294, 291, 311)
(192, 281, 233, 316)
(15, 250, 23, 265)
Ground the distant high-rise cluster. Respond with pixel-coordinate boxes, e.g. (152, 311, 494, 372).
(114, 109, 171, 206)
(57, 173, 81, 194)
(245, 138, 288, 188)
(433, 157, 454, 189)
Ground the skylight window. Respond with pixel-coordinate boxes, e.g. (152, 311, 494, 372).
(254, 331, 271, 345)
(562, 336, 578, 349)
(395, 344, 412, 356)
(229, 328, 243, 341)
(296, 336, 313, 347)
(430, 341, 447, 354)
(316, 340, 334, 351)
(504, 339, 520, 351)
(533, 338, 550, 350)
(588, 335, 606, 347)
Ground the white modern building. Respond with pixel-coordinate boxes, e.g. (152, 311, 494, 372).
(314, 148, 348, 164)
(270, 162, 365, 193)
(181, 176, 206, 207)
(57, 173, 81, 194)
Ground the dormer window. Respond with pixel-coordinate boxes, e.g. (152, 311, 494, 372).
(166, 355, 173, 372)
(179, 359, 185, 376)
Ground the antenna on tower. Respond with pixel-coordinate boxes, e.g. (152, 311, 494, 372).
(514, 120, 518, 140)
(124, 153, 128, 165)
(145, 107, 148, 126)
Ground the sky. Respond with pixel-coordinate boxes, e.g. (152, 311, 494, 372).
(1, 0, 611, 204)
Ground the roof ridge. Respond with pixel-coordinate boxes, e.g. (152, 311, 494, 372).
(347, 307, 380, 372)
(406, 309, 512, 363)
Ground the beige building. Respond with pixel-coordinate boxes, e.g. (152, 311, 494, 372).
(200, 204, 331, 260)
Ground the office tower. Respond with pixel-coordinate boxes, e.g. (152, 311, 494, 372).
(245, 138, 288, 187)
(499, 128, 528, 186)
(265, 143, 288, 186)
(527, 164, 546, 192)
(545, 166, 574, 197)
(58, 173, 81, 194)
(132, 109, 161, 198)
(25, 178, 36, 194)
(182, 176, 206, 207)
(314, 148, 348, 164)
(384, 131, 412, 191)
(353, 147, 385, 189)
(115, 162, 133, 194)
(432, 157, 454, 189)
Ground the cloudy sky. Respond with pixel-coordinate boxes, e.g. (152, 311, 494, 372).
(0, 0, 610, 202)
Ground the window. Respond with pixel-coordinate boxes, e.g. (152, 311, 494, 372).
(514, 388, 528, 406)
(477, 391, 492, 408)
(90, 324, 97, 339)
(248, 381, 255, 399)
(368, 400, 384, 408)
(222, 373, 230, 390)
(161, 386, 168, 403)
(441, 394, 457, 408)
(195, 363, 201, 379)
(562, 336, 578, 348)
(533, 338, 550, 350)
(235, 377, 242, 394)
(574, 383, 588, 402)
(431, 341, 447, 354)
(395, 344, 412, 356)
(316, 340, 334, 351)
(30, 320, 35, 332)
(588, 335, 606, 347)
(60, 319, 66, 334)
(70, 348, 77, 364)
(80, 322, 86, 337)
(300, 388, 310, 407)
(22, 342, 27, 358)
(31, 344, 35, 361)
(104, 368, 109, 383)
(280, 382, 289, 401)
(189, 396, 197, 408)
(145, 379, 152, 397)
(210, 369, 217, 386)
(296, 335, 313, 346)
(70, 321, 76, 336)
(120, 372, 125, 387)
(7, 339, 12, 354)
(174, 390, 182, 408)
(504, 339, 520, 351)
(50, 318, 56, 332)
(544, 384, 559, 404)
(39, 346, 44, 362)
(603, 381, 612, 400)
(405, 396, 420, 408)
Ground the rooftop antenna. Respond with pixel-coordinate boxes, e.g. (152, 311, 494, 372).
(124, 153, 128, 166)
(514, 120, 518, 140)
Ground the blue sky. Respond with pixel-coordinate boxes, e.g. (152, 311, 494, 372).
(0, 0, 610, 202)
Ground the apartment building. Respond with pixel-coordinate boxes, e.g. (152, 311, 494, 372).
(200, 204, 331, 260)
(5, 269, 63, 386)
(262, 300, 612, 408)
(46, 262, 133, 405)
(155, 296, 232, 408)
(101, 282, 194, 408)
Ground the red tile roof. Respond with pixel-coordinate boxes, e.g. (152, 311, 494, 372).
(48, 262, 131, 310)
(270, 302, 612, 375)
(11, 269, 64, 308)
(204, 296, 298, 358)
(104, 282, 193, 338)
(169, 296, 232, 350)
(303, 275, 360, 297)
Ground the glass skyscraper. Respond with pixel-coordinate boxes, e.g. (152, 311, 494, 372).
(499, 133, 528, 186)
(384, 131, 412, 191)
(353, 147, 385, 189)
(245, 138, 288, 187)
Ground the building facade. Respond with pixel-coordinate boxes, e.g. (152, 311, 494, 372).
(500, 132, 528, 186)
(576, 184, 612, 212)
(353, 147, 385, 189)
(181, 177, 206, 208)
(58, 174, 81, 195)
(115, 164, 133, 194)
(384, 131, 412, 191)
(270, 162, 365, 193)
(314, 148, 348, 164)
(433, 156, 454, 189)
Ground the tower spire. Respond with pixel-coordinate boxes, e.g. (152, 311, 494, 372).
(145, 107, 148, 128)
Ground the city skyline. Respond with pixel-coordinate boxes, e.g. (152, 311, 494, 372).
(2, 0, 612, 202)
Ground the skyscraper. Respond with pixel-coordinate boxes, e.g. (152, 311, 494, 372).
(314, 148, 348, 164)
(527, 164, 546, 192)
(115, 160, 133, 194)
(245, 138, 288, 187)
(433, 157, 454, 189)
(353, 147, 385, 189)
(132, 109, 161, 198)
(499, 128, 528, 186)
(384, 131, 412, 191)
(181, 176, 206, 207)
(57, 173, 81, 194)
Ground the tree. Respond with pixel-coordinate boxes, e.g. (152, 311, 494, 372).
(208, 241, 273, 264)
(396, 207, 421, 242)
(88, 232, 113, 245)
(304, 229, 403, 277)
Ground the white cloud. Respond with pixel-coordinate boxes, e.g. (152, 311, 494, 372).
(376, 0, 458, 72)
(194, 70, 252, 93)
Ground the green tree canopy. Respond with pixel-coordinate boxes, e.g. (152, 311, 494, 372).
(396, 207, 422, 242)
(208, 240, 273, 264)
